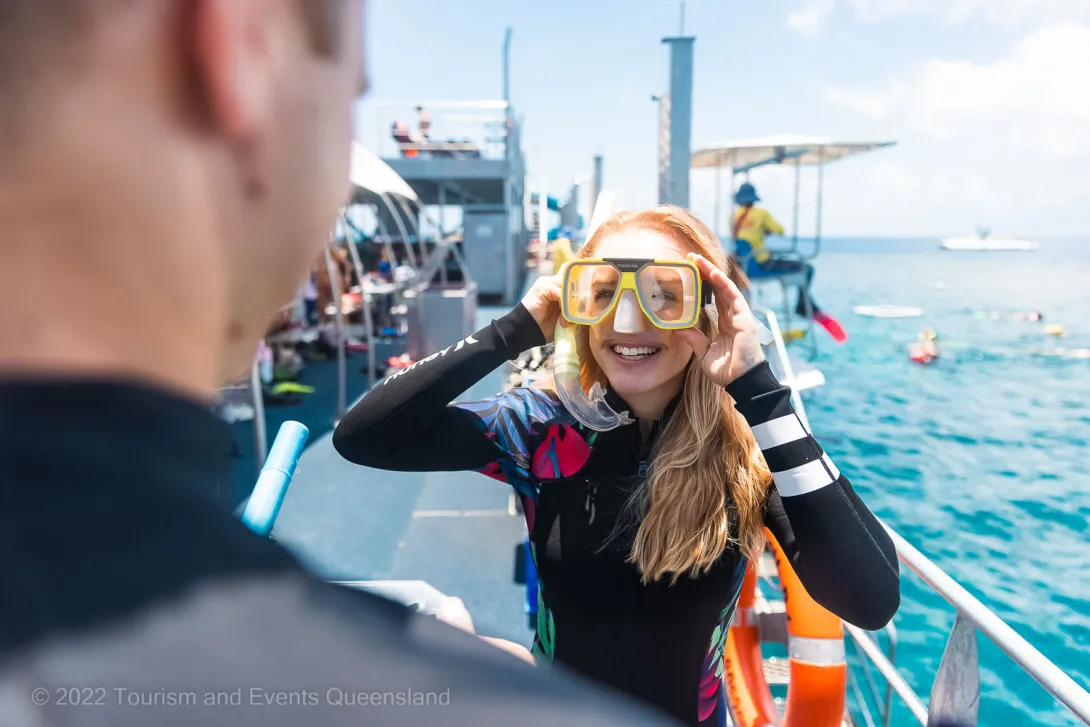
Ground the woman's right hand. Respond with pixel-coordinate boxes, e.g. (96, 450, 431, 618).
(520, 273, 564, 343)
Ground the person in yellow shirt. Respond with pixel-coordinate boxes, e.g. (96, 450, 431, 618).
(732, 182, 784, 265)
(731, 183, 846, 342)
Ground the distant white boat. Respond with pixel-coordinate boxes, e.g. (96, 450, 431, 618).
(853, 305, 924, 319)
(941, 228, 1039, 251)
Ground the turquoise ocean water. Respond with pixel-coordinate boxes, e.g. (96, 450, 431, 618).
(794, 238, 1089, 726)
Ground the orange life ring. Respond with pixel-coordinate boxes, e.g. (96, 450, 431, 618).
(723, 528, 847, 727)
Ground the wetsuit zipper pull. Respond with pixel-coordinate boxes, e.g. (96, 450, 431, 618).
(584, 482, 597, 524)
(637, 421, 656, 481)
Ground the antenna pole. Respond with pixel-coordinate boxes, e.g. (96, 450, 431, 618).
(502, 27, 512, 105)
(592, 155, 603, 215)
(661, 35, 694, 207)
(679, 1, 686, 34)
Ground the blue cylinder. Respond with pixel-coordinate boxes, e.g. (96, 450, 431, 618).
(242, 421, 310, 537)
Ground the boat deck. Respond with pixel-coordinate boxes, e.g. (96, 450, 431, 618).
(269, 306, 532, 646)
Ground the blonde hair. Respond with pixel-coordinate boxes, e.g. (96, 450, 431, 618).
(572, 205, 773, 584)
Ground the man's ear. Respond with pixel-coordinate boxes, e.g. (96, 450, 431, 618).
(190, 0, 275, 137)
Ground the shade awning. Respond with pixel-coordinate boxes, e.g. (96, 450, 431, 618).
(691, 135, 896, 172)
(349, 141, 419, 203)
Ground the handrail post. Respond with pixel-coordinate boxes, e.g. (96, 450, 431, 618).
(883, 622, 899, 727)
(339, 215, 378, 391)
(926, 614, 980, 727)
(791, 158, 801, 253)
(812, 147, 824, 261)
(323, 238, 347, 422)
(751, 305, 811, 432)
(845, 624, 929, 724)
(249, 352, 267, 476)
(847, 667, 879, 727)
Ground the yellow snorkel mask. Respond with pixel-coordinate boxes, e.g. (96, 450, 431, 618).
(559, 257, 713, 333)
(551, 256, 708, 432)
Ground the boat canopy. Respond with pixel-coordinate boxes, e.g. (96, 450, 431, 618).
(691, 135, 896, 174)
(350, 141, 419, 203)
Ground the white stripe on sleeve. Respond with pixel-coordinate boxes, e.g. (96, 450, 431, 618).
(750, 414, 809, 450)
(772, 454, 841, 497)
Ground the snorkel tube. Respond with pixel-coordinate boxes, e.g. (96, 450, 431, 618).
(551, 191, 635, 432)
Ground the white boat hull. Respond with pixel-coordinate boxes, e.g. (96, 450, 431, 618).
(941, 236, 1039, 251)
(853, 305, 924, 319)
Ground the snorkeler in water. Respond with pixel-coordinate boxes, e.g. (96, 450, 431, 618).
(910, 329, 939, 365)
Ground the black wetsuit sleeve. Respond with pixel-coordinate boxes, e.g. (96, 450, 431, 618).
(332, 303, 546, 473)
(726, 362, 901, 630)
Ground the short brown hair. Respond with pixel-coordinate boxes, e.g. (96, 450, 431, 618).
(0, 1, 93, 93)
(299, 0, 349, 58)
(0, 0, 348, 89)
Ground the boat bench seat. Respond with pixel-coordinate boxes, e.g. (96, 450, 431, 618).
(730, 240, 809, 289)
(748, 268, 808, 289)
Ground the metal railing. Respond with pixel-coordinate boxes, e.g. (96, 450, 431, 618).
(214, 355, 269, 478)
(844, 621, 927, 727)
(373, 101, 511, 162)
(747, 273, 819, 360)
(754, 306, 1090, 727)
(750, 306, 814, 429)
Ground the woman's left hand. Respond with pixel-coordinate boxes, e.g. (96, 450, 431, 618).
(674, 253, 766, 388)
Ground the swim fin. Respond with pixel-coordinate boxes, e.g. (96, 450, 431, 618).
(813, 311, 848, 343)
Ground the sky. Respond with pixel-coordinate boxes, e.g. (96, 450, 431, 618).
(356, 0, 1090, 238)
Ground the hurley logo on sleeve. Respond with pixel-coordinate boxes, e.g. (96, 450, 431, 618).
(382, 334, 480, 385)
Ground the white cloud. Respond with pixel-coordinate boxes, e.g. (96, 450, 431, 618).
(824, 24, 1090, 157)
(787, 0, 1090, 35)
(823, 83, 904, 121)
(862, 159, 921, 193)
(848, 0, 1090, 26)
(787, 0, 837, 38)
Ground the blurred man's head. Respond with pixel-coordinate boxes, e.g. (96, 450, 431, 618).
(0, 0, 366, 392)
